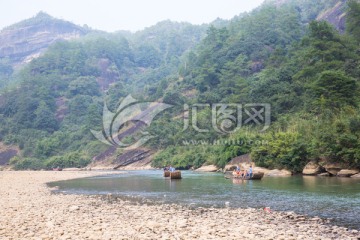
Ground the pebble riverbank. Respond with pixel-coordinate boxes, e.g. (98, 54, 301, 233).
(0, 171, 359, 240)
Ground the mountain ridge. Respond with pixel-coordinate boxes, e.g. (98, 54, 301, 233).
(0, 1, 348, 69)
(0, 12, 90, 68)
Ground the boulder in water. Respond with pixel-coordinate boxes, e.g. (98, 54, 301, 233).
(303, 161, 325, 175)
(195, 165, 219, 172)
(318, 172, 331, 177)
(265, 169, 292, 177)
(337, 169, 359, 177)
(322, 163, 343, 175)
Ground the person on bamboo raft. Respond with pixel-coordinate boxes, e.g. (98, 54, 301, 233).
(233, 166, 244, 177)
(247, 165, 253, 177)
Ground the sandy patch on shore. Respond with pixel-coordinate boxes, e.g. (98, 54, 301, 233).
(0, 171, 359, 240)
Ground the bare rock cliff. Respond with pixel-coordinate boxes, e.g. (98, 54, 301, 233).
(317, 1, 348, 33)
(0, 12, 89, 67)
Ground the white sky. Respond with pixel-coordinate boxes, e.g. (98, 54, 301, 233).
(0, 0, 264, 32)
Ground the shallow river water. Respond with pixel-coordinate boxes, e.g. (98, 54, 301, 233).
(48, 170, 360, 229)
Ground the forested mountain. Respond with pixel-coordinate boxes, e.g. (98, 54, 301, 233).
(150, 0, 360, 171)
(0, 11, 209, 169)
(0, 0, 359, 172)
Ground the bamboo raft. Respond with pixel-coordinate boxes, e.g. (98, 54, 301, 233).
(224, 171, 264, 180)
(164, 170, 182, 179)
(170, 171, 182, 179)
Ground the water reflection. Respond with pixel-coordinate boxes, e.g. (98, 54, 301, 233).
(232, 178, 245, 185)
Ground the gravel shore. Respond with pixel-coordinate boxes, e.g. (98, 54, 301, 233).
(0, 171, 359, 240)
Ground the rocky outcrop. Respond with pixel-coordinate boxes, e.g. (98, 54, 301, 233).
(96, 59, 120, 91)
(0, 12, 89, 67)
(226, 165, 237, 171)
(253, 167, 271, 174)
(302, 161, 325, 175)
(225, 154, 292, 176)
(317, 1, 347, 33)
(337, 169, 360, 177)
(318, 172, 331, 177)
(322, 163, 343, 176)
(224, 154, 252, 171)
(226, 154, 251, 165)
(113, 149, 153, 169)
(318, 161, 360, 177)
(265, 169, 292, 177)
(265, 0, 347, 33)
(351, 173, 360, 178)
(224, 155, 269, 174)
(90, 145, 155, 170)
(195, 165, 219, 172)
(0, 142, 19, 166)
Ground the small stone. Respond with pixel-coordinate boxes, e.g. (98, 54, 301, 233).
(69, 206, 80, 212)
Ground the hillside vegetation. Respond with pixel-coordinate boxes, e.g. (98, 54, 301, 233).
(0, 0, 360, 171)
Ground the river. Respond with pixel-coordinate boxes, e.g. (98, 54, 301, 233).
(48, 170, 360, 229)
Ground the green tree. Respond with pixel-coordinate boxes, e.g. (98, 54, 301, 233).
(67, 76, 100, 97)
(347, 0, 360, 43)
(34, 101, 58, 132)
(134, 45, 162, 68)
(311, 70, 357, 109)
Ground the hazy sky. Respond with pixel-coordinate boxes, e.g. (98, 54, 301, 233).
(0, 0, 264, 32)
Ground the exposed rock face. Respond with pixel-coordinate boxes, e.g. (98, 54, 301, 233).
(96, 58, 120, 91)
(111, 149, 153, 169)
(351, 173, 360, 178)
(195, 165, 219, 172)
(322, 163, 343, 176)
(302, 161, 325, 175)
(225, 154, 288, 175)
(0, 12, 89, 67)
(318, 172, 331, 177)
(265, 169, 292, 177)
(227, 154, 251, 165)
(317, 1, 347, 33)
(265, 0, 347, 33)
(253, 167, 271, 174)
(91, 146, 154, 170)
(225, 165, 270, 174)
(337, 169, 360, 177)
(116, 153, 154, 170)
(226, 165, 237, 171)
(0, 142, 19, 166)
(224, 154, 252, 171)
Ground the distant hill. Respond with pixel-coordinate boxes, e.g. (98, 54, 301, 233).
(0, 1, 348, 69)
(0, 12, 90, 68)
